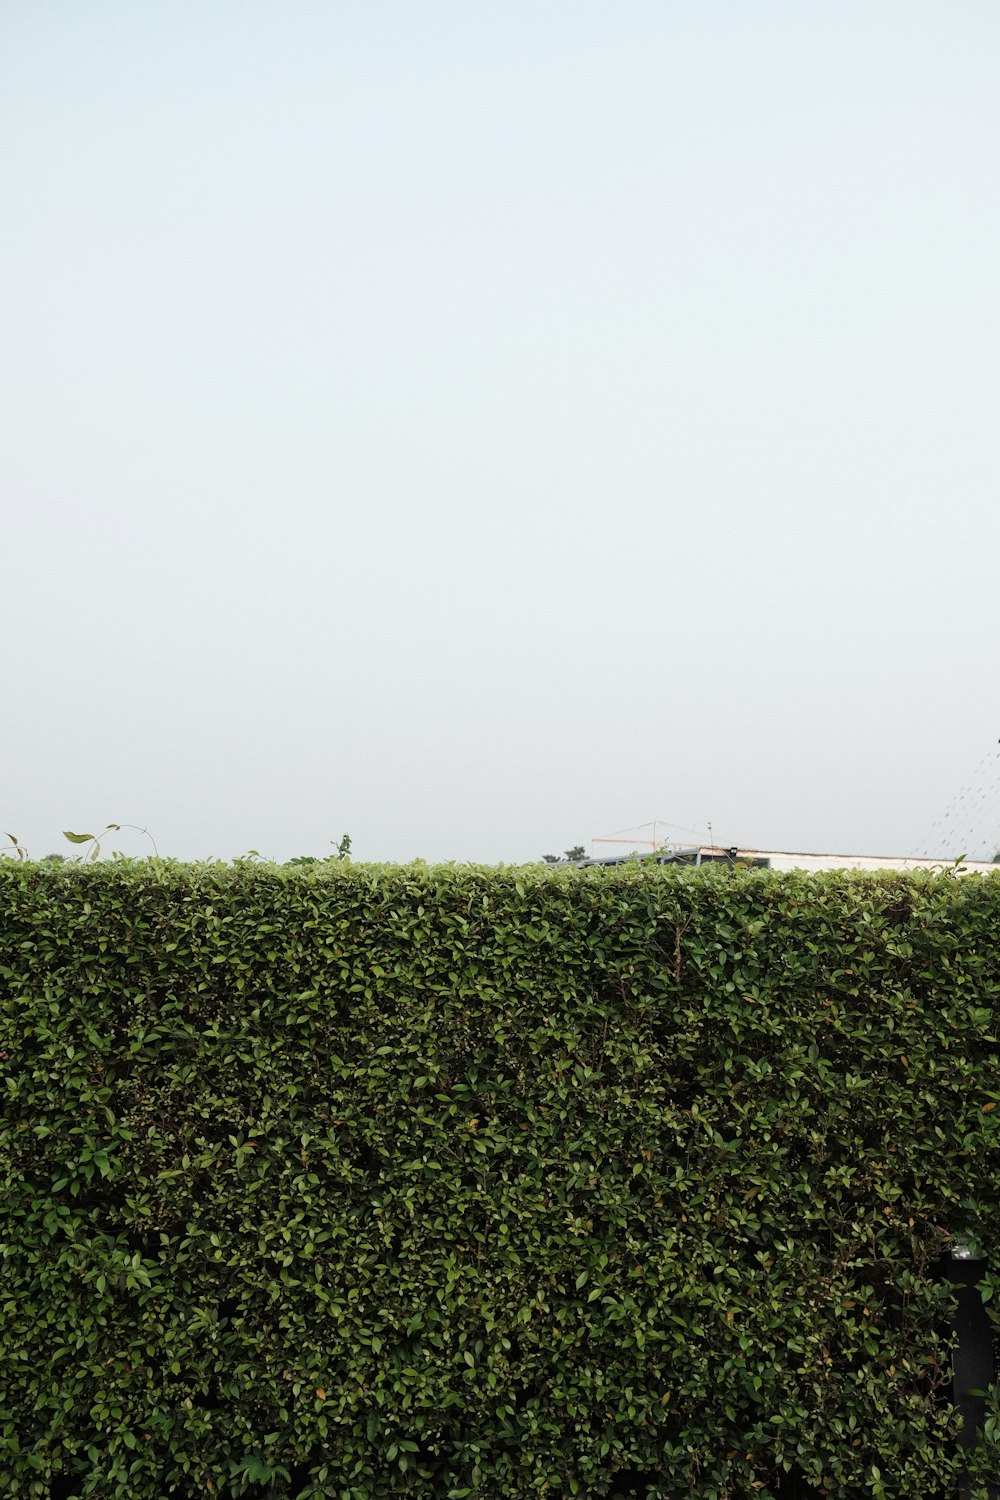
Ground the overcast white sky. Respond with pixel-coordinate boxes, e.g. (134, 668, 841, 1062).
(3, 2, 1000, 864)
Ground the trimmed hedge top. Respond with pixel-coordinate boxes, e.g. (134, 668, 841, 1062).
(2, 861, 1000, 1499)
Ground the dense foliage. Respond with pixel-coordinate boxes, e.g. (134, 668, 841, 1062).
(2, 861, 1000, 1498)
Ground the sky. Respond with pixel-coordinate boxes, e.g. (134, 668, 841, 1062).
(3, 1, 1000, 865)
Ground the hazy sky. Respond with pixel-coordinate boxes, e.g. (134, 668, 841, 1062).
(4, 2, 1000, 865)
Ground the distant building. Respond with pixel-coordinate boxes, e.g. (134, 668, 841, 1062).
(566, 845, 999, 875)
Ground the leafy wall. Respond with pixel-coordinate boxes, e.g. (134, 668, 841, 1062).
(2, 862, 1000, 1498)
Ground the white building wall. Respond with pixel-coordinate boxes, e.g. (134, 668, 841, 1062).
(735, 849, 999, 875)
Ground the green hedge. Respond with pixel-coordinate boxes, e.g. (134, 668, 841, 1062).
(2, 861, 1000, 1499)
